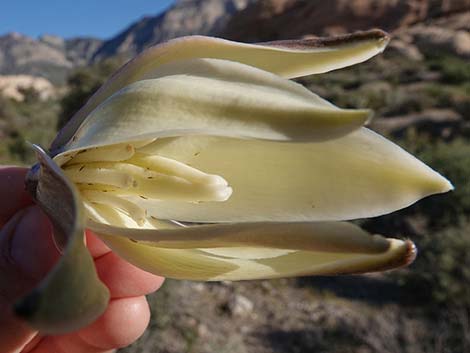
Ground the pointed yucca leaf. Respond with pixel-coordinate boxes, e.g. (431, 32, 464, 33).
(128, 129, 453, 223)
(51, 30, 389, 152)
(93, 222, 416, 281)
(16, 146, 109, 334)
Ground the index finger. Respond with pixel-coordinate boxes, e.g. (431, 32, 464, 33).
(0, 166, 33, 226)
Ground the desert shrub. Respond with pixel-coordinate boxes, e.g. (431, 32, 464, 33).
(58, 58, 122, 129)
(427, 54, 470, 85)
(388, 138, 470, 310)
(398, 223, 470, 309)
(406, 139, 470, 227)
(424, 84, 462, 109)
(0, 95, 59, 164)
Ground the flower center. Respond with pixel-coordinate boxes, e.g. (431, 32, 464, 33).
(61, 142, 232, 226)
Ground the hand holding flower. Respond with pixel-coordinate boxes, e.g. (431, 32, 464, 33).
(0, 167, 163, 352)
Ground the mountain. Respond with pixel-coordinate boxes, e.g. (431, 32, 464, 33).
(65, 37, 104, 66)
(0, 33, 71, 84)
(222, 0, 470, 41)
(91, 0, 254, 61)
(1, 0, 468, 86)
(0, 33, 103, 84)
(0, 0, 253, 83)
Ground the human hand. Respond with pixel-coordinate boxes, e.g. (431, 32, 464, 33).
(0, 166, 164, 353)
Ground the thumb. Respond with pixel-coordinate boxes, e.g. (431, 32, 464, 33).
(0, 206, 59, 352)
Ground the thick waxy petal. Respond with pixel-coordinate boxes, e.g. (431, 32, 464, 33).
(88, 220, 391, 253)
(57, 58, 371, 153)
(18, 146, 109, 334)
(52, 30, 389, 151)
(134, 128, 452, 222)
(91, 221, 416, 281)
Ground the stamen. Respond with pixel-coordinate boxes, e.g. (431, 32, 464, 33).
(82, 190, 147, 226)
(62, 143, 233, 206)
(86, 162, 232, 202)
(66, 144, 135, 165)
(83, 199, 135, 227)
(129, 153, 227, 185)
(82, 198, 114, 224)
(63, 164, 134, 188)
(128, 175, 232, 201)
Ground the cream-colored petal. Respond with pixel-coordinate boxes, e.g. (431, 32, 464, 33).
(96, 230, 415, 281)
(133, 128, 452, 222)
(88, 221, 390, 254)
(99, 234, 240, 280)
(89, 204, 416, 281)
(51, 30, 389, 151)
(58, 59, 371, 153)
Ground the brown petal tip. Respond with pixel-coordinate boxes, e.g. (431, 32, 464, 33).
(358, 239, 417, 275)
(260, 29, 390, 50)
(325, 239, 417, 277)
(401, 239, 418, 268)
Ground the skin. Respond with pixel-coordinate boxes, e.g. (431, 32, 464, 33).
(0, 167, 165, 353)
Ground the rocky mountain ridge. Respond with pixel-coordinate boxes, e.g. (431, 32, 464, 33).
(0, 0, 469, 86)
(92, 0, 254, 61)
(0, 0, 253, 84)
(0, 32, 101, 84)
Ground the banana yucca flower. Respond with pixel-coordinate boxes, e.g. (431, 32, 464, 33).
(20, 30, 452, 333)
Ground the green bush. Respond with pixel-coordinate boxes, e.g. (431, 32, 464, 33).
(427, 54, 470, 85)
(398, 223, 470, 309)
(388, 138, 470, 310)
(408, 139, 470, 227)
(0, 57, 126, 164)
(58, 58, 122, 129)
(0, 95, 59, 165)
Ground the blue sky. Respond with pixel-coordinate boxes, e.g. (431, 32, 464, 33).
(1, 0, 175, 39)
